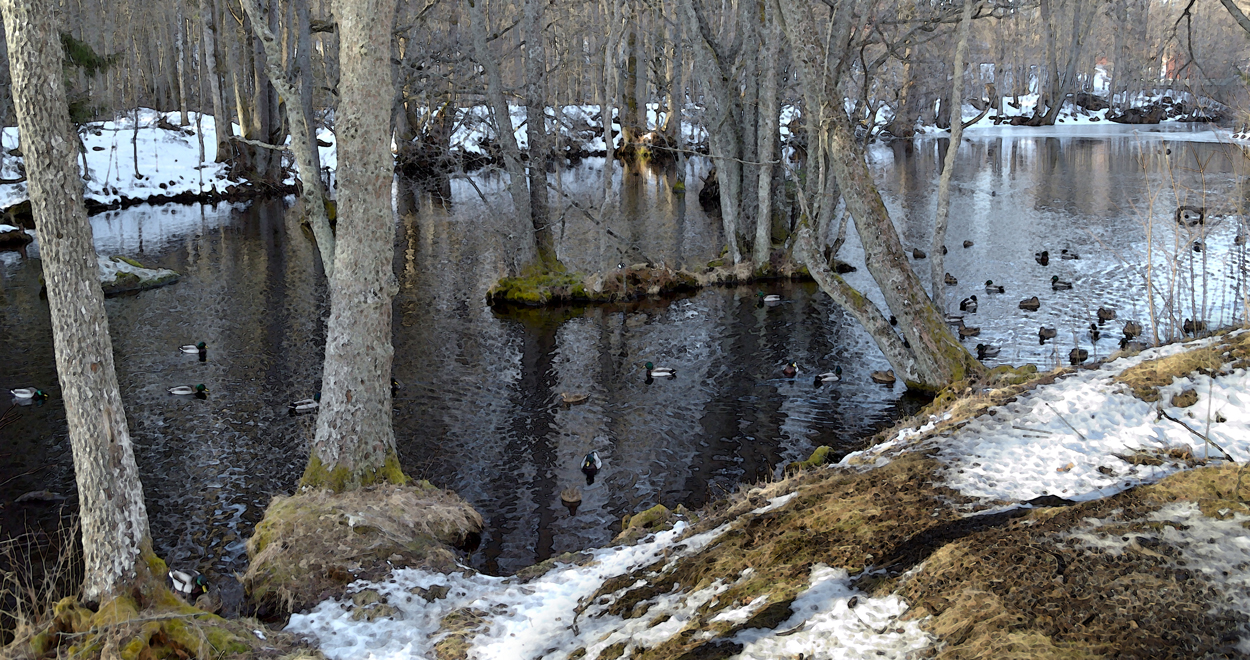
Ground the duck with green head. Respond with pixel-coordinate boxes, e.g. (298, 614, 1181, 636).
(984, 280, 1004, 294)
(10, 388, 48, 400)
(180, 342, 207, 354)
(645, 362, 676, 382)
(813, 366, 842, 386)
(1050, 275, 1073, 290)
(289, 392, 321, 415)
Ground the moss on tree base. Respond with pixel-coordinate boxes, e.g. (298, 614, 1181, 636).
(243, 483, 484, 618)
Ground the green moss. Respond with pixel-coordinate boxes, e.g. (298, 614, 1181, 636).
(111, 255, 146, 269)
(300, 451, 410, 492)
(787, 445, 833, 473)
(672, 181, 686, 193)
(623, 504, 672, 532)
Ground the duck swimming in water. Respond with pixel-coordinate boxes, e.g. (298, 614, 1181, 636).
(781, 362, 798, 378)
(959, 295, 978, 313)
(180, 342, 207, 354)
(1069, 348, 1089, 364)
(169, 384, 209, 396)
(976, 343, 1001, 359)
(1039, 326, 1057, 344)
(10, 388, 48, 400)
(757, 292, 782, 307)
(1060, 249, 1079, 260)
(984, 280, 1004, 294)
(581, 450, 602, 485)
(945, 273, 958, 286)
(870, 370, 896, 385)
(645, 362, 676, 382)
(289, 392, 321, 415)
(813, 366, 842, 386)
(1050, 275, 1073, 291)
(1018, 296, 1040, 311)
(1088, 323, 1102, 343)
(1097, 307, 1116, 323)
(1035, 250, 1050, 266)
(168, 569, 208, 599)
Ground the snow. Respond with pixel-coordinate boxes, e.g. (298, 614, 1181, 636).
(96, 255, 179, 289)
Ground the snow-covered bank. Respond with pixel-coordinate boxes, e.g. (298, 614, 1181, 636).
(282, 332, 1250, 659)
(97, 255, 180, 295)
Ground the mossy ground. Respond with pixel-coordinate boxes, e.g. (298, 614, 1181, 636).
(243, 482, 483, 619)
(1114, 329, 1250, 403)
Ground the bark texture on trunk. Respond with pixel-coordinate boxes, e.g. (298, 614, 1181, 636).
(200, 0, 232, 160)
(240, 0, 335, 277)
(930, 0, 974, 308)
(304, 0, 406, 490)
(753, 0, 779, 266)
(523, 0, 557, 267)
(2, 0, 153, 602)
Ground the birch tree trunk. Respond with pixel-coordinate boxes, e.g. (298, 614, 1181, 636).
(200, 0, 232, 160)
(174, 1, 189, 125)
(304, 0, 406, 490)
(930, 0, 974, 308)
(523, 0, 557, 267)
(240, 0, 335, 278)
(2, 0, 158, 601)
(467, 0, 532, 273)
(753, 0, 779, 266)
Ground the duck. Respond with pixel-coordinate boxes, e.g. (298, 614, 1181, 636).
(1182, 318, 1206, 336)
(889, 315, 898, 326)
(984, 280, 1004, 294)
(1192, 240, 1203, 253)
(781, 362, 799, 378)
(963, 240, 974, 248)
(391, 378, 402, 396)
(10, 388, 48, 400)
(581, 451, 602, 485)
(912, 248, 927, 259)
(645, 361, 676, 381)
(1035, 250, 1050, 266)
(1122, 320, 1142, 339)
(945, 273, 958, 286)
(756, 292, 782, 306)
(944, 312, 965, 324)
(168, 384, 209, 396)
(168, 569, 208, 599)
(1018, 296, 1040, 311)
(869, 369, 896, 385)
(1060, 249, 1079, 260)
(560, 392, 589, 406)
(976, 343, 1001, 359)
(1235, 233, 1247, 246)
(1039, 326, 1057, 343)
(560, 487, 582, 515)
(813, 366, 843, 386)
(959, 295, 978, 312)
(1119, 338, 1148, 352)
(957, 322, 981, 338)
(941, 245, 948, 255)
(1069, 348, 1089, 365)
(1050, 275, 1073, 291)
(180, 342, 207, 354)
(1097, 307, 1116, 323)
(1088, 323, 1102, 343)
(289, 392, 321, 415)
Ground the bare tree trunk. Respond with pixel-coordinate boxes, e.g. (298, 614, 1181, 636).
(304, 0, 406, 490)
(524, 0, 557, 267)
(930, 0, 974, 309)
(2, 0, 158, 602)
(174, 0, 189, 125)
(467, 0, 532, 272)
(200, 0, 232, 160)
(753, 0, 779, 266)
(240, 0, 335, 276)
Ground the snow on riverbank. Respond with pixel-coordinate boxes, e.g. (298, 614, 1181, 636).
(284, 333, 1250, 659)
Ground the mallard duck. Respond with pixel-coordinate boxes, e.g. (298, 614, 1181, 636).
(1192, 240, 1203, 253)
(957, 322, 981, 338)
(1088, 323, 1102, 343)
(1018, 296, 1040, 311)
(581, 451, 602, 485)
(1060, 249, 1079, 260)
(963, 240, 974, 248)
(560, 392, 589, 406)
(560, 486, 582, 515)
(1035, 250, 1050, 266)
(645, 361, 676, 380)
(945, 273, 958, 286)
(1182, 318, 1206, 336)
(1069, 348, 1089, 365)
(1119, 338, 1147, 352)
(1122, 320, 1142, 339)
(976, 343, 1000, 359)
(1097, 307, 1116, 322)
(912, 248, 927, 259)
(941, 245, 948, 255)
(984, 280, 1004, 294)
(959, 295, 978, 312)
(10, 388, 48, 400)
(945, 312, 965, 324)
(391, 378, 402, 395)
(889, 315, 898, 326)
(1039, 326, 1057, 343)
(756, 292, 782, 306)
(168, 384, 208, 396)
(289, 392, 321, 415)
(168, 569, 208, 599)
(870, 369, 896, 384)
(180, 342, 207, 354)
(781, 362, 798, 378)
(1050, 275, 1072, 290)
(813, 366, 842, 386)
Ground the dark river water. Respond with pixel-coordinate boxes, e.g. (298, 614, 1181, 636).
(1, 124, 1247, 580)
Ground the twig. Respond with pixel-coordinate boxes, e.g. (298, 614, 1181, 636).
(1155, 407, 1236, 463)
(1043, 403, 1088, 442)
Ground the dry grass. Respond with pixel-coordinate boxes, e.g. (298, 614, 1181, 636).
(1115, 330, 1250, 402)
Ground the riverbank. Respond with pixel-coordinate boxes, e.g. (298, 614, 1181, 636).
(285, 329, 1250, 659)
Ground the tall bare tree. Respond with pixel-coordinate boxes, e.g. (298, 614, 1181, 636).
(2, 0, 158, 600)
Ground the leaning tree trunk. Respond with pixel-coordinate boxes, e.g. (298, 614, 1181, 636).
(240, 0, 335, 277)
(930, 0, 974, 309)
(304, 0, 406, 490)
(2, 0, 158, 602)
(777, 0, 980, 391)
